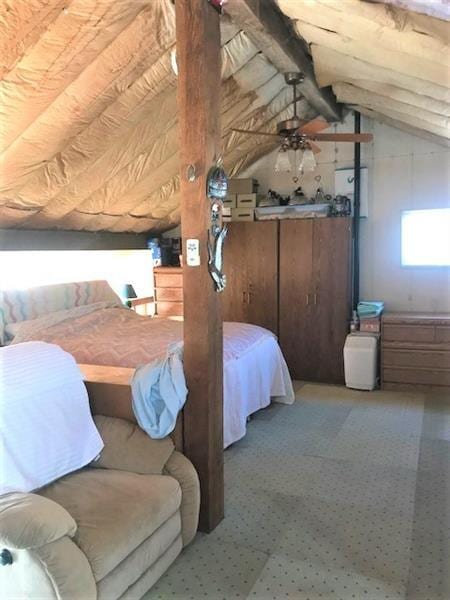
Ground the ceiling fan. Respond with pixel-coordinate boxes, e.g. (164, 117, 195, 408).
(231, 72, 373, 174)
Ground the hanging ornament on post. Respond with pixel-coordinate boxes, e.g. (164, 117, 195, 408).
(207, 155, 227, 201)
(206, 156, 228, 293)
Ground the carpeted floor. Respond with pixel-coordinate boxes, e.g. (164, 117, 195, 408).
(145, 382, 450, 600)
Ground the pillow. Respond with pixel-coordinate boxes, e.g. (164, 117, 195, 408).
(0, 342, 104, 494)
(6, 301, 123, 345)
(4, 321, 23, 340)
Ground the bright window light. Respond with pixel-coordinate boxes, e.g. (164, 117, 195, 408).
(0, 250, 154, 298)
(401, 209, 450, 267)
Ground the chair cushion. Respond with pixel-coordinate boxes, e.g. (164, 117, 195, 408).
(38, 468, 181, 582)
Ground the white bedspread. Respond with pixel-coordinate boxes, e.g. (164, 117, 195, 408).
(224, 330, 294, 447)
(9, 308, 294, 448)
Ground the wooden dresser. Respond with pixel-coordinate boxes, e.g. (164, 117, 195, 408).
(154, 266, 183, 317)
(382, 312, 450, 391)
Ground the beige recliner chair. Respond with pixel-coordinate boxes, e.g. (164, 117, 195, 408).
(0, 415, 200, 599)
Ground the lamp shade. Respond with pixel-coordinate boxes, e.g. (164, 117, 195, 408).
(300, 147, 316, 172)
(274, 147, 292, 173)
(121, 283, 137, 299)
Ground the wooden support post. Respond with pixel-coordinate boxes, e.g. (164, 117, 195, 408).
(175, 0, 224, 532)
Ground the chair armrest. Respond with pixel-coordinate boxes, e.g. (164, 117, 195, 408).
(2, 537, 96, 600)
(92, 415, 175, 475)
(164, 451, 200, 546)
(0, 493, 76, 550)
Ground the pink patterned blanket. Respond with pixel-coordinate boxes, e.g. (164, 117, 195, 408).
(11, 306, 273, 368)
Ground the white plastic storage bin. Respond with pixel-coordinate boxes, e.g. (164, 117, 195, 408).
(344, 333, 379, 391)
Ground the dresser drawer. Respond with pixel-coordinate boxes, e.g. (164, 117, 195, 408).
(154, 273, 183, 288)
(382, 324, 435, 344)
(156, 301, 183, 317)
(383, 367, 450, 386)
(383, 349, 450, 370)
(156, 287, 183, 302)
(436, 327, 450, 344)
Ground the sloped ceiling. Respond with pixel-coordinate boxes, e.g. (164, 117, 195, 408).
(0, 0, 448, 234)
(276, 0, 450, 147)
(0, 0, 318, 234)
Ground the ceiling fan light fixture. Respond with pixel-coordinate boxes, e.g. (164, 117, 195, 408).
(300, 147, 316, 173)
(274, 145, 292, 173)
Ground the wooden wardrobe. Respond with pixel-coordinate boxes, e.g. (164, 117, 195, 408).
(222, 221, 278, 334)
(221, 218, 352, 384)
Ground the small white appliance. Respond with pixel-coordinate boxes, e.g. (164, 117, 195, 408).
(344, 333, 379, 391)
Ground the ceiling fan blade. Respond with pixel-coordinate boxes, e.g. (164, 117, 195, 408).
(308, 133, 374, 143)
(231, 128, 280, 138)
(308, 141, 322, 155)
(297, 117, 330, 135)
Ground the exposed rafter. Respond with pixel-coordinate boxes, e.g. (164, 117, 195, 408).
(224, 0, 342, 122)
(277, 0, 450, 148)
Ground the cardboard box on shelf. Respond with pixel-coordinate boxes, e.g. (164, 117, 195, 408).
(228, 178, 258, 195)
(237, 193, 264, 208)
(223, 193, 237, 208)
(232, 208, 255, 222)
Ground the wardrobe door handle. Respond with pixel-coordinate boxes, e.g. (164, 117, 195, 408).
(242, 291, 247, 304)
(313, 293, 318, 305)
(248, 291, 252, 304)
(305, 294, 310, 306)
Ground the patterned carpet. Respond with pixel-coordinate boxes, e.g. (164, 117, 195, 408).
(145, 382, 450, 600)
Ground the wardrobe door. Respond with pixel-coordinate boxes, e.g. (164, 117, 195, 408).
(245, 222, 278, 334)
(279, 219, 315, 380)
(222, 222, 278, 333)
(313, 217, 352, 383)
(221, 222, 248, 324)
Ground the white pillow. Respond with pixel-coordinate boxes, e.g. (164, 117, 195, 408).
(0, 341, 104, 494)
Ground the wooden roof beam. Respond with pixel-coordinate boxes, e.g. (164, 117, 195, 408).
(356, 106, 450, 148)
(224, 0, 342, 122)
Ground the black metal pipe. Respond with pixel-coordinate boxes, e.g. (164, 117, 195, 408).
(352, 111, 361, 311)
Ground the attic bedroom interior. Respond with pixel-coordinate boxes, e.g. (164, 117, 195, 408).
(0, 0, 449, 598)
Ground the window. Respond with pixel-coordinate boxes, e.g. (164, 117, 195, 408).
(401, 208, 450, 267)
(0, 250, 154, 297)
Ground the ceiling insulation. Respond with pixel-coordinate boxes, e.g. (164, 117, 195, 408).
(0, 0, 318, 234)
(276, 0, 450, 151)
(366, 0, 450, 21)
(0, 0, 448, 234)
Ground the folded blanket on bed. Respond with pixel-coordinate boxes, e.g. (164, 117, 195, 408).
(1, 342, 103, 494)
(131, 342, 187, 439)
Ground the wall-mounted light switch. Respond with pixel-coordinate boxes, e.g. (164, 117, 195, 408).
(186, 239, 200, 267)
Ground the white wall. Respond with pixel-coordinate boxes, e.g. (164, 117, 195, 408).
(240, 114, 450, 313)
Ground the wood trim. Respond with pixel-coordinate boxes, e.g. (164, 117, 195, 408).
(78, 364, 184, 451)
(127, 296, 154, 307)
(176, 0, 224, 532)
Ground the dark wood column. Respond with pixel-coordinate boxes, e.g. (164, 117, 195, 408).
(175, 0, 224, 532)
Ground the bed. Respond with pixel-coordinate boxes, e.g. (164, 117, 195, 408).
(1, 281, 294, 448)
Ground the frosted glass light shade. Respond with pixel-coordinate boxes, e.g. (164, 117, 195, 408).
(274, 148, 292, 172)
(300, 147, 316, 172)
